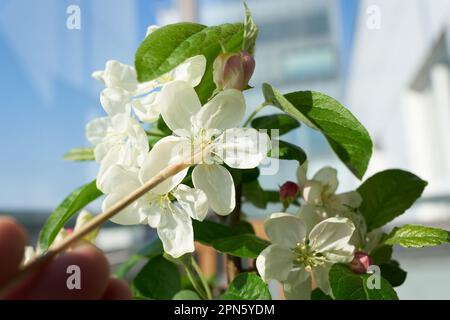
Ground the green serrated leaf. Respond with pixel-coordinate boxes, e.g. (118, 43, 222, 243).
(221, 272, 271, 300)
(251, 114, 300, 137)
(173, 290, 201, 300)
(329, 264, 398, 300)
(39, 180, 102, 251)
(269, 140, 307, 164)
(263, 83, 372, 179)
(385, 225, 450, 248)
(132, 255, 181, 300)
(63, 147, 95, 161)
(357, 170, 428, 231)
(192, 219, 256, 245)
(212, 234, 270, 259)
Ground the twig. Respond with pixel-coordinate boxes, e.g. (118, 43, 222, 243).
(0, 153, 199, 297)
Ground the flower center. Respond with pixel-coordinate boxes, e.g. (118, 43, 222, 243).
(292, 241, 325, 269)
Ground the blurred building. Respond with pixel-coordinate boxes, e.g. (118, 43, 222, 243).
(347, 0, 450, 299)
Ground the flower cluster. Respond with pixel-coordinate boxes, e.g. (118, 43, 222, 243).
(86, 31, 269, 258)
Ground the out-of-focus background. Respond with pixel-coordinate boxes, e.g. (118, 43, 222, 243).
(1, 0, 450, 299)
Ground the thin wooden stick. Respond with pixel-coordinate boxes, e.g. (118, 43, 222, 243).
(0, 153, 197, 297)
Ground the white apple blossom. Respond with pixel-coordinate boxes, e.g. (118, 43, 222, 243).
(158, 80, 271, 215)
(98, 137, 208, 258)
(296, 161, 363, 230)
(256, 213, 355, 299)
(92, 55, 206, 122)
(86, 113, 149, 185)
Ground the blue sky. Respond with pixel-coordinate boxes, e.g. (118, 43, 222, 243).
(0, 0, 357, 211)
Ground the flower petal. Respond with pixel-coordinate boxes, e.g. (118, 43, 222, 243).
(302, 180, 324, 206)
(132, 91, 161, 123)
(86, 117, 111, 146)
(215, 128, 270, 169)
(100, 87, 131, 116)
(308, 217, 355, 257)
(192, 164, 235, 215)
(172, 55, 207, 87)
(97, 164, 140, 194)
(160, 81, 201, 135)
(283, 268, 312, 300)
(194, 89, 245, 130)
(312, 262, 333, 295)
(172, 184, 209, 221)
(93, 60, 137, 92)
(313, 167, 338, 195)
(264, 213, 307, 248)
(297, 204, 323, 233)
(103, 192, 149, 226)
(335, 191, 363, 209)
(157, 203, 195, 258)
(296, 161, 308, 186)
(139, 136, 190, 195)
(256, 244, 294, 282)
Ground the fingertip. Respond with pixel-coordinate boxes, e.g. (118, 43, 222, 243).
(0, 217, 27, 285)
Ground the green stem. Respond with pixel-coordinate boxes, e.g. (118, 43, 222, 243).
(191, 257, 213, 300)
(146, 130, 167, 138)
(185, 265, 208, 300)
(243, 102, 268, 127)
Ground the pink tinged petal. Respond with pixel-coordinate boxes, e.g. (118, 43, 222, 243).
(264, 213, 307, 248)
(283, 268, 312, 300)
(312, 262, 333, 295)
(160, 81, 201, 135)
(194, 89, 246, 130)
(256, 244, 294, 283)
(351, 251, 373, 274)
(308, 217, 355, 259)
(302, 180, 324, 206)
(157, 203, 195, 258)
(192, 164, 235, 215)
(139, 136, 190, 195)
(215, 128, 270, 169)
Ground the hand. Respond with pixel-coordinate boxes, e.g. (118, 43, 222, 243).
(0, 216, 132, 300)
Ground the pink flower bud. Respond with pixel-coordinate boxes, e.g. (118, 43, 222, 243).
(279, 181, 299, 203)
(213, 51, 255, 91)
(351, 251, 373, 274)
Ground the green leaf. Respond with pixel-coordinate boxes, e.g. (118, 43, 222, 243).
(251, 114, 300, 137)
(135, 22, 244, 103)
(63, 147, 95, 161)
(329, 264, 398, 300)
(263, 83, 372, 179)
(385, 225, 450, 248)
(193, 219, 256, 245)
(173, 290, 201, 300)
(115, 238, 164, 279)
(135, 22, 206, 82)
(380, 261, 407, 287)
(39, 180, 102, 251)
(269, 140, 307, 164)
(212, 234, 270, 259)
(370, 245, 393, 265)
(242, 2, 259, 54)
(242, 180, 279, 209)
(132, 255, 181, 300)
(357, 170, 428, 231)
(311, 289, 332, 300)
(221, 273, 271, 300)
